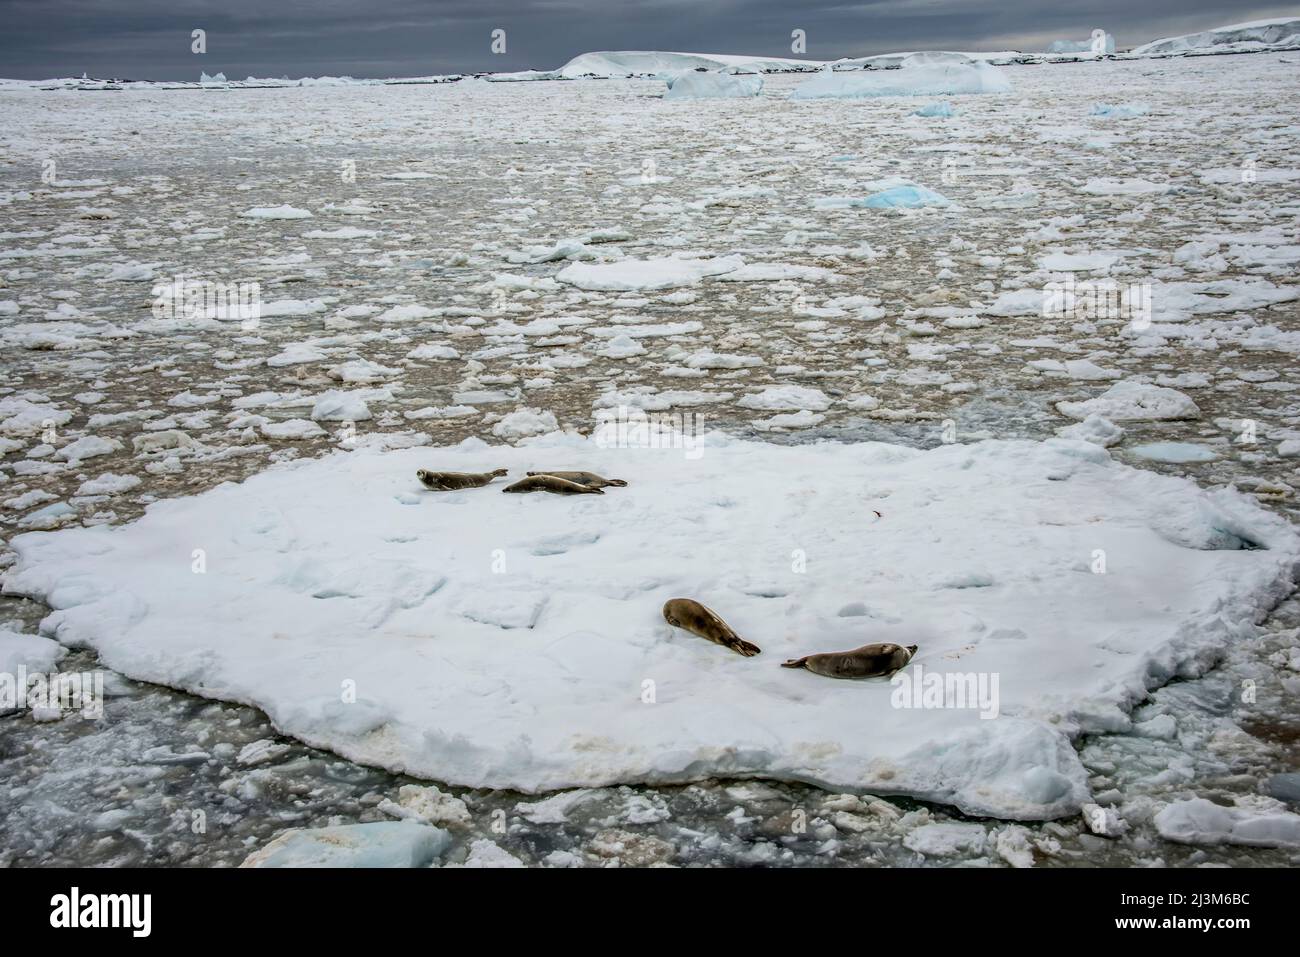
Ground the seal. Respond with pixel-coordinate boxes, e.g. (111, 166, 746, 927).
(781, 642, 917, 679)
(417, 468, 508, 491)
(662, 598, 760, 657)
(502, 475, 604, 495)
(525, 470, 627, 488)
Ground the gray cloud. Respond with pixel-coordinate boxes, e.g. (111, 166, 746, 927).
(0, 0, 1295, 80)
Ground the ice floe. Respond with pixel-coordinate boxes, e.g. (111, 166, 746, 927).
(7, 433, 1298, 820)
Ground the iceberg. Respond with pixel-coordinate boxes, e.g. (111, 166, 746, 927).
(558, 51, 817, 79)
(1045, 33, 1115, 55)
(1131, 16, 1300, 57)
(664, 71, 763, 100)
(914, 101, 955, 117)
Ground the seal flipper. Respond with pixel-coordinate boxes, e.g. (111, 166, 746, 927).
(781, 657, 808, 669)
(702, 608, 761, 657)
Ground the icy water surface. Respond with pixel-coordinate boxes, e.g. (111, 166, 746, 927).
(1, 55, 1298, 865)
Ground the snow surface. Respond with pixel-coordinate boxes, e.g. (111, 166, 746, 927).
(7, 432, 1298, 821)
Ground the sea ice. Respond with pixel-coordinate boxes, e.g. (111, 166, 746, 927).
(7, 433, 1298, 821)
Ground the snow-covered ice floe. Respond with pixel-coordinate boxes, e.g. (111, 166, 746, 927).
(791, 56, 1012, 100)
(6, 433, 1299, 821)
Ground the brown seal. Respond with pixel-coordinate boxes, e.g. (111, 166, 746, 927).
(417, 468, 508, 490)
(502, 475, 604, 495)
(662, 598, 760, 657)
(781, 642, 917, 679)
(525, 470, 627, 488)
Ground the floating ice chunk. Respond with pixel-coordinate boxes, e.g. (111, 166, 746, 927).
(311, 390, 373, 423)
(1055, 414, 1124, 447)
(1038, 250, 1120, 271)
(1027, 359, 1121, 380)
(556, 255, 744, 291)
(816, 183, 952, 209)
(240, 205, 312, 220)
(260, 419, 326, 440)
(1090, 102, 1148, 118)
(131, 430, 196, 454)
(1154, 798, 1300, 849)
(328, 359, 400, 384)
(1079, 178, 1170, 196)
(0, 397, 72, 435)
(736, 385, 831, 411)
(237, 739, 291, 766)
(492, 408, 558, 441)
(259, 298, 327, 318)
(1129, 442, 1219, 464)
(913, 101, 954, 117)
(903, 822, 987, 857)
(75, 472, 142, 496)
(753, 410, 825, 430)
(456, 839, 525, 868)
(596, 334, 646, 359)
(0, 628, 66, 675)
(267, 343, 327, 367)
(105, 262, 161, 281)
(303, 226, 377, 239)
(407, 343, 460, 361)
(56, 435, 122, 463)
(1055, 381, 1200, 421)
(683, 350, 762, 369)
(379, 784, 472, 827)
(664, 71, 762, 100)
(240, 822, 451, 868)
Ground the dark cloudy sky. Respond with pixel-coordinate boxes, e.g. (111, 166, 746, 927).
(0, 0, 1294, 80)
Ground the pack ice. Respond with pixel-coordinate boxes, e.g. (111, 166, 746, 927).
(7, 433, 1297, 821)
(790, 56, 1012, 100)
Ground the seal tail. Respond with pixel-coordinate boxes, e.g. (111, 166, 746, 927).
(606, 479, 628, 487)
(781, 657, 808, 669)
(490, 468, 509, 477)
